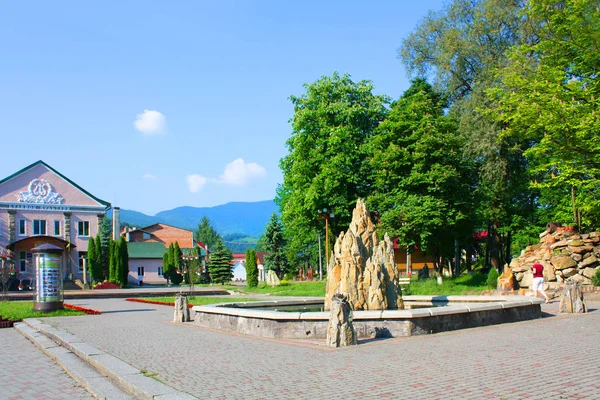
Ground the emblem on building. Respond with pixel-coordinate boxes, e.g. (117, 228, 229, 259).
(17, 179, 65, 204)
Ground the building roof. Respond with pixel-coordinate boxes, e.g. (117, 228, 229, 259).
(127, 242, 167, 259)
(140, 223, 193, 233)
(0, 160, 111, 209)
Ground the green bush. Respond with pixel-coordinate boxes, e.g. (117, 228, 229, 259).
(279, 279, 290, 286)
(170, 273, 183, 285)
(592, 268, 600, 286)
(486, 268, 500, 289)
(195, 274, 211, 284)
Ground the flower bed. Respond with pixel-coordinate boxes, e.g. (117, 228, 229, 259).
(0, 315, 16, 329)
(92, 281, 122, 290)
(126, 298, 193, 308)
(63, 303, 102, 315)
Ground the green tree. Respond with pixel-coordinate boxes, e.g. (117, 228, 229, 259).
(108, 239, 118, 284)
(262, 213, 289, 278)
(208, 237, 233, 284)
(99, 217, 112, 279)
(94, 234, 104, 281)
(172, 242, 183, 273)
(88, 236, 102, 283)
(369, 79, 475, 266)
(400, 0, 539, 267)
(277, 72, 390, 261)
(164, 243, 176, 284)
(119, 236, 129, 286)
(245, 249, 258, 287)
(194, 217, 221, 251)
(489, 0, 600, 230)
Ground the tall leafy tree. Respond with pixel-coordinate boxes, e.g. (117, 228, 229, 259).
(262, 213, 289, 278)
(369, 79, 475, 265)
(194, 217, 221, 251)
(208, 237, 233, 284)
(400, 0, 539, 266)
(489, 0, 600, 230)
(277, 72, 389, 260)
(245, 249, 259, 287)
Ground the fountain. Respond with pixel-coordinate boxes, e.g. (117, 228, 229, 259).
(192, 200, 543, 340)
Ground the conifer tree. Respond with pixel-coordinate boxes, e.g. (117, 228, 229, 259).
(173, 242, 183, 273)
(119, 236, 129, 286)
(208, 238, 233, 284)
(88, 236, 102, 283)
(164, 243, 176, 283)
(245, 249, 258, 288)
(162, 251, 171, 284)
(263, 213, 289, 278)
(108, 239, 117, 284)
(95, 234, 104, 280)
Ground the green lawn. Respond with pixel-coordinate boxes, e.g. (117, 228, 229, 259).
(236, 281, 327, 297)
(0, 301, 85, 321)
(402, 273, 489, 295)
(137, 296, 263, 305)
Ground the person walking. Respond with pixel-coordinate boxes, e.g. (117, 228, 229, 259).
(531, 263, 550, 303)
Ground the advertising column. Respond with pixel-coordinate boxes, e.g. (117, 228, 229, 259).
(32, 244, 64, 311)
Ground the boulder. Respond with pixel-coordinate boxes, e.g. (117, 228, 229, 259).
(542, 262, 556, 281)
(561, 268, 578, 278)
(497, 265, 515, 292)
(550, 240, 568, 250)
(173, 293, 190, 323)
(582, 267, 598, 279)
(266, 270, 281, 286)
(589, 232, 600, 238)
(326, 294, 357, 347)
(570, 253, 583, 262)
(568, 245, 593, 254)
(580, 255, 598, 269)
(519, 271, 533, 288)
(550, 255, 577, 270)
(558, 281, 587, 313)
(567, 239, 584, 247)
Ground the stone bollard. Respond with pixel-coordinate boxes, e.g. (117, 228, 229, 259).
(326, 294, 357, 347)
(174, 293, 190, 322)
(559, 281, 587, 313)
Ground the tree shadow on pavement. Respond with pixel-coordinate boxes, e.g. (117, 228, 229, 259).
(100, 309, 156, 314)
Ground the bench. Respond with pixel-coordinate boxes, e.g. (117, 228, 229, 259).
(399, 277, 411, 286)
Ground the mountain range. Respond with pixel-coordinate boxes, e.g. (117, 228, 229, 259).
(116, 200, 278, 237)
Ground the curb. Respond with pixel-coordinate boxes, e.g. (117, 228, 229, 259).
(15, 319, 197, 400)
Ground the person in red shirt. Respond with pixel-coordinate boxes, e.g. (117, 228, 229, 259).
(531, 263, 550, 303)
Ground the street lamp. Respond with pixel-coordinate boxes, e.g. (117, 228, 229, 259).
(318, 208, 335, 275)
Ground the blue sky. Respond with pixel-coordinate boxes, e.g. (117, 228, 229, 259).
(0, 0, 445, 215)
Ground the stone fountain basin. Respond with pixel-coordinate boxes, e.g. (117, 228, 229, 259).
(192, 295, 543, 340)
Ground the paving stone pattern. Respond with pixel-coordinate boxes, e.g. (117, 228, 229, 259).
(46, 299, 600, 399)
(0, 328, 94, 400)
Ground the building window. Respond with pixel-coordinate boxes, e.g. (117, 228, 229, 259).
(79, 253, 87, 272)
(54, 220, 61, 236)
(18, 220, 26, 236)
(33, 219, 47, 235)
(137, 266, 145, 276)
(20, 251, 27, 272)
(157, 267, 163, 276)
(143, 232, 151, 240)
(78, 221, 90, 237)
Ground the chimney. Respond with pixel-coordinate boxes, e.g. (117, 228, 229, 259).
(112, 207, 120, 240)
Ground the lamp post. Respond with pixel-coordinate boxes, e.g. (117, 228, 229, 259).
(318, 208, 334, 269)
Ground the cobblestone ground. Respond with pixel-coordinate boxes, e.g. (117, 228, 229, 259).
(47, 299, 600, 400)
(0, 328, 93, 400)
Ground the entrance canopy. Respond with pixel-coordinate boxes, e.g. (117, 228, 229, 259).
(7, 236, 74, 252)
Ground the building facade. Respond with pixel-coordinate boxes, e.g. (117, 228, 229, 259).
(0, 161, 110, 283)
(124, 223, 206, 284)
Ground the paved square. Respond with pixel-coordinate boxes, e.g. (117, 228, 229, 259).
(42, 298, 600, 399)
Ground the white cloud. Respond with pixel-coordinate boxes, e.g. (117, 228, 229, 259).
(142, 174, 157, 180)
(134, 109, 167, 135)
(186, 174, 208, 193)
(219, 158, 266, 185)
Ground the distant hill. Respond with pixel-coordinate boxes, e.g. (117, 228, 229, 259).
(115, 200, 278, 237)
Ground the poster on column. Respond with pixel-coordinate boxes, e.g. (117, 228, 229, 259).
(36, 254, 62, 302)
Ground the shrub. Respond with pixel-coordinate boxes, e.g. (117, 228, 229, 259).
(279, 280, 290, 286)
(592, 268, 600, 287)
(486, 268, 500, 289)
(170, 273, 183, 285)
(195, 274, 211, 284)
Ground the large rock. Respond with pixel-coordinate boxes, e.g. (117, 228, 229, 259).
(326, 294, 357, 347)
(266, 270, 280, 286)
(519, 271, 533, 288)
(325, 199, 403, 311)
(497, 265, 515, 292)
(551, 255, 577, 270)
(542, 261, 556, 281)
(580, 255, 598, 268)
(582, 267, 598, 279)
(558, 281, 587, 313)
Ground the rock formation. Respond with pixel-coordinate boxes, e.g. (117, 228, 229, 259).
(325, 199, 403, 311)
(497, 264, 516, 292)
(326, 294, 357, 347)
(558, 281, 588, 313)
(509, 226, 600, 288)
(266, 270, 280, 286)
(173, 293, 190, 322)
